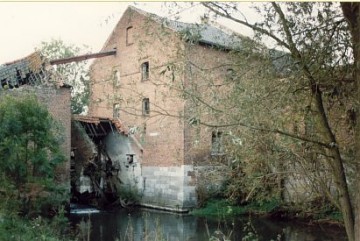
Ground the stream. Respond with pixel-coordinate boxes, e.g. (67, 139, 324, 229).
(69, 207, 347, 241)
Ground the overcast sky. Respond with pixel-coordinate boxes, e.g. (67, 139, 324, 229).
(0, 2, 258, 64)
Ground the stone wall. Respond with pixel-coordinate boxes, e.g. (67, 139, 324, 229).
(141, 165, 197, 212)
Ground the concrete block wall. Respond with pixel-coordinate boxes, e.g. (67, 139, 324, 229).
(141, 165, 197, 212)
(104, 132, 197, 211)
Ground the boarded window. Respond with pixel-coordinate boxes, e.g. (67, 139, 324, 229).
(126, 26, 133, 45)
(113, 103, 120, 118)
(142, 98, 150, 115)
(141, 62, 149, 81)
(211, 131, 224, 155)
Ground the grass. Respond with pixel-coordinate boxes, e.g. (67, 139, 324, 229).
(191, 198, 281, 218)
(191, 198, 343, 225)
(0, 212, 72, 241)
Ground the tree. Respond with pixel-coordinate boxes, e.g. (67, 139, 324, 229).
(192, 2, 359, 241)
(341, 3, 360, 240)
(0, 93, 66, 215)
(37, 38, 91, 114)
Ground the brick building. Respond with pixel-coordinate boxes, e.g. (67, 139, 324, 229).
(88, 6, 244, 211)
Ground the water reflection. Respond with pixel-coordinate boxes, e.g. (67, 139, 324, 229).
(69, 208, 346, 241)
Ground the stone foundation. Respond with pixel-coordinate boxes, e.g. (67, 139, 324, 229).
(141, 165, 197, 212)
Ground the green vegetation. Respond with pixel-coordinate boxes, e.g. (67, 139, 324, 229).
(192, 199, 281, 218)
(0, 94, 72, 240)
(0, 209, 70, 241)
(37, 38, 91, 114)
(192, 198, 343, 224)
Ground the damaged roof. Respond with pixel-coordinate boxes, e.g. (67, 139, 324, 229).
(130, 6, 243, 50)
(73, 115, 128, 138)
(0, 51, 66, 90)
(0, 52, 45, 88)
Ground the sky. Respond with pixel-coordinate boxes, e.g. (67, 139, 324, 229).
(0, 2, 258, 64)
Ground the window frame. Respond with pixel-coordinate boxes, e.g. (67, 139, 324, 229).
(113, 103, 120, 118)
(142, 98, 150, 116)
(141, 61, 150, 81)
(211, 131, 224, 155)
(114, 70, 120, 87)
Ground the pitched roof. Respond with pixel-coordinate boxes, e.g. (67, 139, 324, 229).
(129, 6, 242, 50)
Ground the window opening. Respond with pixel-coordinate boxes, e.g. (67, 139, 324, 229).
(141, 62, 149, 81)
(126, 26, 133, 45)
(142, 98, 150, 115)
(114, 70, 120, 86)
(113, 103, 120, 118)
(211, 131, 224, 155)
(126, 154, 134, 164)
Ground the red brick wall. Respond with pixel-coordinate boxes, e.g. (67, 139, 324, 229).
(38, 86, 71, 183)
(89, 8, 186, 167)
(183, 44, 235, 165)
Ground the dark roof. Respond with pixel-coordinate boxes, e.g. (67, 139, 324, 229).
(130, 6, 242, 50)
(0, 52, 50, 89)
(0, 52, 69, 90)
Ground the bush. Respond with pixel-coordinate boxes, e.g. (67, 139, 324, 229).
(0, 94, 67, 216)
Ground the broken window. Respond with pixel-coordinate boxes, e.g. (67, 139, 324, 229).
(114, 70, 120, 86)
(126, 26, 133, 45)
(113, 103, 120, 118)
(211, 131, 224, 155)
(141, 62, 149, 81)
(142, 98, 150, 115)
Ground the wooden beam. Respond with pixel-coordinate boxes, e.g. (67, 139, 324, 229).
(50, 49, 117, 65)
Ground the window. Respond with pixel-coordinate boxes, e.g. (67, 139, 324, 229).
(113, 103, 120, 118)
(142, 98, 150, 115)
(126, 26, 133, 45)
(114, 70, 120, 86)
(126, 154, 134, 164)
(211, 131, 224, 155)
(141, 62, 149, 81)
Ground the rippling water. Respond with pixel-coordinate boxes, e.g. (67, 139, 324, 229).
(69, 208, 346, 241)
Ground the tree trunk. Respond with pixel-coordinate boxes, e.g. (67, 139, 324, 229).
(341, 3, 360, 241)
(313, 86, 355, 241)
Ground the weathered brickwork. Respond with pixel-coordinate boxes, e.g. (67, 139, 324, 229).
(88, 6, 235, 210)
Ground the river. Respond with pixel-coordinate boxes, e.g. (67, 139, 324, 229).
(69, 208, 347, 241)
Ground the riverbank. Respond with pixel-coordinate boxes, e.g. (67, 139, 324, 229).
(191, 199, 344, 227)
(68, 205, 347, 241)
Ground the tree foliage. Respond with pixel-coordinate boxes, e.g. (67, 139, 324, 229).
(37, 38, 91, 114)
(0, 94, 66, 216)
(194, 2, 359, 241)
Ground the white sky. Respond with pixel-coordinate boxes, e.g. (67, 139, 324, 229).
(0, 2, 258, 64)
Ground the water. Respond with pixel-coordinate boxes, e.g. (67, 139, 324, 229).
(69, 208, 347, 241)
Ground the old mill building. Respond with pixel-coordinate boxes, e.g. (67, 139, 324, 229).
(83, 6, 250, 212)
